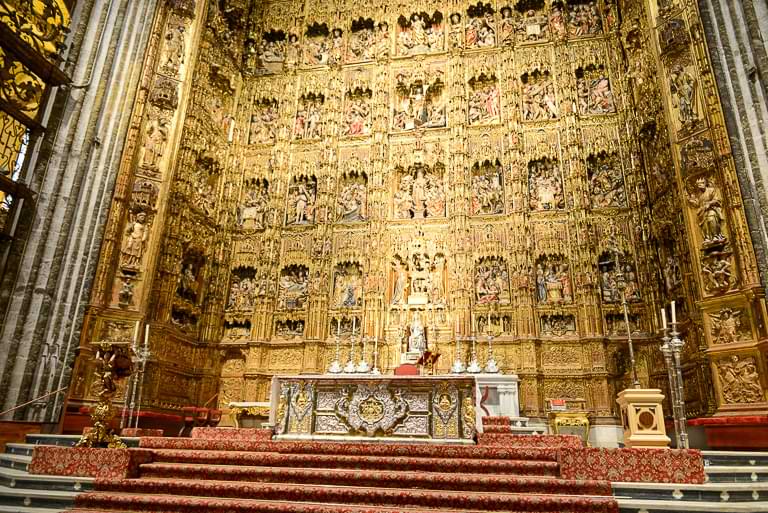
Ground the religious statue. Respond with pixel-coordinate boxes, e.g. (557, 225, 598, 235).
(333, 263, 362, 308)
(663, 256, 682, 292)
(430, 255, 446, 305)
(710, 308, 745, 345)
(177, 263, 199, 302)
(688, 177, 725, 243)
(448, 13, 463, 49)
(248, 100, 278, 145)
(517, 7, 548, 43)
(120, 212, 148, 270)
(349, 19, 376, 61)
(529, 158, 564, 210)
(468, 78, 500, 125)
(278, 265, 309, 309)
(567, 1, 602, 37)
(343, 89, 372, 136)
(589, 154, 625, 208)
(227, 275, 257, 310)
(391, 260, 408, 304)
(549, 2, 567, 40)
(139, 118, 169, 169)
(286, 177, 317, 226)
(475, 257, 511, 304)
(294, 94, 324, 140)
(397, 12, 444, 56)
(498, 7, 514, 45)
(535, 256, 573, 304)
(337, 176, 367, 222)
(717, 355, 763, 404)
(407, 315, 426, 353)
(702, 254, 732, 293)
(471, 161, 504, 215)
(239, 180, 269, 230)
(394, 167, 445, 219)
(392, 68, 446, 131)
(522, 71, 558, 120)
(257, 32, 286, 74)
(465, 6, 495, 49)
(670, 64, 699, 127)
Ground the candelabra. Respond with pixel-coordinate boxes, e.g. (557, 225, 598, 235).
(343, 333, 357, 373)
(484, 334, 500, 374)
(466, 335, 482, 374)
(661, 304, 689, 449)
(371, 336, 381, 375)
(132, 344, 151, 429)
(327, 335, 342, 374)
(356, 336, 370, 373)
(451, 333, 465, 374)
(613, 247, 640, 388)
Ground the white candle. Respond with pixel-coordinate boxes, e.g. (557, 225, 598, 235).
(671, 300, 676, 325)
(133, 322, 140, 347)
(487, 312, 491, 334)
(144, 323, 149, 346)
(661, 308, 667, 331)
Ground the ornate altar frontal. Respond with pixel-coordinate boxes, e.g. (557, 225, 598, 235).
(271, 375, 476, 442)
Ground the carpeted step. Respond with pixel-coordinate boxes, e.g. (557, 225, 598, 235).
(477, 433, 584, 448)
(85, 479, 620, 512)
(482, 416, 511, 427)
(139, 462, 611, 495)
(148, 449, 560, 476)
(139, 438, 559, 461)
(190, 427, 273, 440)
(71, 492, 616, 513)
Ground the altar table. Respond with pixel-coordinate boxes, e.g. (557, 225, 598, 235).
(270, 375, 476, 443)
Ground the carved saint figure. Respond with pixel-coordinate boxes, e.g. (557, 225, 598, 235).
(239, 180, 269, 230)
(391, 261, 408, 304)
(278, 266, 309, 309)
(333, 264, 362, 308)
(670, 64, 699, 127)
(294, 95, 324, 140)
(717, 355, 763, 404)
(257, 33, 286, 74)
(161, 21, 186, 76)
(286, 177, 317, 226)
(397, 12, 444, 56)
(465, 8, 495, 49)
(349, 19, 376, 61)
(139, 118, 168, 169)
(549, 3, 567, 40)
(337, 176, 367, 222)
(535, 256, 573, 304)
(702, 255, 732, 293)
(120, 212, 148, 270)
(589, 154, 625, 208)
(468, 79, 500, 125)
(522, 72, 557, 120)
(528, 158, 564, 210)
(567, 1, 602, 37)
(471, 161, 504, 215)
(711, 308, 744, 345)
(394, 166, 445, 219)
(343, 90, 372, 136)
(517, 7, 548, 43)
(475, 257, 510, 304)
(498, 7, 515, 45)
(408, 315, 426, 353)
(392, 70, 446, 131)
(248, 101, 278, 145)
(448, 13, 463, 49)
(688, 177, 725, 243)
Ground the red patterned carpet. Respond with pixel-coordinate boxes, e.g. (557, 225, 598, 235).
(64, 418, 621, 513)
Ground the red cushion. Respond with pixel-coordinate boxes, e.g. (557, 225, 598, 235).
(394, 363, 419, 375)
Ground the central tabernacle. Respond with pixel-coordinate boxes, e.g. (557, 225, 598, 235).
(270, 375, 476, 443)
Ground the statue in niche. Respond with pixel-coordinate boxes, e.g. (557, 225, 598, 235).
(598, 253, 641, 303)
(717, 355, 763, 404)
(663, 255, 682, 293)
(710, 308, 746, 345)
(139, 117, 169, 170)
(336, 172, 367, 222)
(161, 18, 186, 77)
(194, 169, 218, 217)
(396, 11, 444, 56)
(284, 34, 300, 68)
(286, 176, 317, 226)
(687, 176, 726, 244)
(238, 179, 269, 230)
(605, 313, 639, 336)
(475, 257, 511, 304)
(348, 18, 376, 61)
(248, 99, 278, 145)
(534, 255, 572, 304)
(120, 212, 148, 271)
(374, 22, 390, 58)
(276, 319, 305, 339)
(177, 260, 201, 303)
(528, 157, 564, 210)
(702, 253, 732, 293)
(278, 265, 309, 309)
(471, 160, 504, 215)
(303, 23, 335, 66)
(333, 263, 362, 308)
(342, 87, 372, 136)
(576, 66, 616, 115)
(514, 1, 548, 43)
(392, 69, 446, 131)
(391, 259, 408, 304)
(549, 1, 567, 40)
(329, 28, 344, 65)
(294, 93, 324, 140)
(223, 321, 250, 341)
(430, 254, 446, 305)
(468, 74, 501, 125)
(465, 2, 496, 48)
(227, 272, 257, 310)
(393, 165, 445, 219)
(588, 152, 625, 208)
(257, 30, 286, 74)
(407, 314, 427, 353)
(567, 1, 602, 37)
(521, 70, 557, 120)
(541, 315, 576, 337)
(669, 64, 700, 128)
(448, 13, 464, 49)
(498, 7, 515, 45)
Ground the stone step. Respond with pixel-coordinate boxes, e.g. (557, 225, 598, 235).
(706, 465, 768, 483)
(0, 454, 31, 472)
(702, 451, 768, 467)
(617, 497, 768, 512)
(0, 464, 93, 492)
(0, 483, 78, 511)
(613, 481, 768, 503)
(5, 443, 34, 457)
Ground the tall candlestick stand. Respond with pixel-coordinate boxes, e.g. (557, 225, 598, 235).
(328, 335, 342, 374)
(371, 336, 381, 375)
(451, 333, 465, 374)
(613, 248, 640, 388)
(665, 317, 689, 449)
(356, 336, 370, 373)
(484, 334, 500, 373)
(466, 335, 482, 374)
(343, 333, 357, 373)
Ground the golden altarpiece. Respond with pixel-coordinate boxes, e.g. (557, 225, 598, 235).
(64, 0, 768, 428)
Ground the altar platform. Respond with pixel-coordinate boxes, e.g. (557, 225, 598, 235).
(270, 374, 476, 443)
